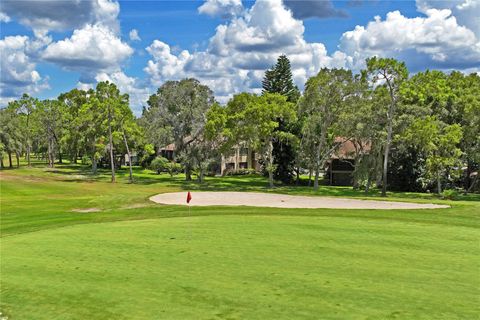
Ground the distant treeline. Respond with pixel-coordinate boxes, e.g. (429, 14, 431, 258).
(1, 56, 479, 194)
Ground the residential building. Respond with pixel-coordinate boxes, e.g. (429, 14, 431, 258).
(220, 145, 261, 175)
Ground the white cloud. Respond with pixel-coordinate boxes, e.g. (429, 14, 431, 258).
(0, 35, 49, 103)
(0, 12, 11, 23)
(129, 29, 141, 41)
(339, 9, 480, 70)
(198, 0, 243, 19)
(146, 0, 347, 101)
(42, 24, 133, 75)
(416, 0, 480, 36)
(1, 0, 120, 34)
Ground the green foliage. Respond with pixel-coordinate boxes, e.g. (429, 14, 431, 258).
(150, 156, 169, 174)
(299, 68, 357, 189)
(81, 154, 92, 165)
(164, 161, 183, 177)
(208, 92, 296, 187)
(403, 116, 463, 193)
(262, 55, 300, 103)
(150, 157, 183, 177)
(366, 57, 409, 196)
(142, 78, 216, 181)
(224, 168, 257, 176)
(262, 55, 301, 183)
(441, 189, 459, 200)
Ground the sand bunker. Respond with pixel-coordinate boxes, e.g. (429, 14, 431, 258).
(149, 192, 449, 210)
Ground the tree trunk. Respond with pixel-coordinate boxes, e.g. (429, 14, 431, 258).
(122, 131, 133, 183)
(58, 149, 62, 164)
(314, 129, 327, 190)
(365, 175, 372, 194)
(267, 140, 275, 188)
(382, 103, 395, 197)
(308, 168, 312, 187)
(198, 167, 205, 183)
(26, 145, 31, 167)
(8, 152, 12, 168)
(314, 144, 321, 190)
(185, 165, 192, 181)
(73, 141, 78, 164)
(0, 156, 4, 169)
(108, 109, 115, 183)
(437, 173, 442, 194)
(466, 174, 478, 193)
(48, 138, 54, 168)
(15, 152, 20, 168)
(92, 157, 97, 174)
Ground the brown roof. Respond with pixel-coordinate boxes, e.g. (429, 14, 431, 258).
(161, 143, 176, 151)
(330, 137, 371, 159)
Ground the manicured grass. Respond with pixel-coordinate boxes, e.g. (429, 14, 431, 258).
(1, 162, 479, 319)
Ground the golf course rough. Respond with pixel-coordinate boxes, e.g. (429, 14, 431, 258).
(150, 191, 450, 209)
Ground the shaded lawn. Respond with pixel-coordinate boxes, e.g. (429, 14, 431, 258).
(1, 163, 479, 319)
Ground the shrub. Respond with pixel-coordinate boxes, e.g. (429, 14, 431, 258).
(81, 155, 92, 166)
(150, 157, 169, 174)
(164, 161, 183, 177)
(226, 168, 257, 176)
(441, 189, 459, 200)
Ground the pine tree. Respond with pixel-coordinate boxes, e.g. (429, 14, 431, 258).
(262, 55, 300, 184)
(262, 55, 300, 103)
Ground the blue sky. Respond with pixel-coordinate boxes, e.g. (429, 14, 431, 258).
(1, 0, 479, 114)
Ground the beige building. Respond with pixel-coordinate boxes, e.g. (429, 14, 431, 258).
(220, 145, 261, 175)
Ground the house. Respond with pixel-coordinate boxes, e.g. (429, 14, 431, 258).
(325, 138, 371, 186)
(124, 152, 139, 166)
(220, 145, 261, 175)
(159, 143, 175, 160)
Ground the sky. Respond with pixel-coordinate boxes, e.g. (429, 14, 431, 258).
(1, 0, 479, 115)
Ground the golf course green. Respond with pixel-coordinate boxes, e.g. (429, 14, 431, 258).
(1, 163, 479, 319)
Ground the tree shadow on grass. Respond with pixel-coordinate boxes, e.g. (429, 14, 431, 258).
(38, 163, 480, 202)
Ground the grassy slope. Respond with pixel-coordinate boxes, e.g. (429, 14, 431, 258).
(1, 162, 479, 319)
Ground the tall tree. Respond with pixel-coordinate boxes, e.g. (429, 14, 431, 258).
(12, 94, 37, 167)
(143, 78, 215, 181)
(95, 81, 129, 183)
(403, 116, 463, 193)
(447, 72, 480, 192)
(207, 93, 296, 188)
(299, 68, 356, 190)
(0, 105, 23, 168)
(262, 55, 301, 184)
(36, 99, 67, 168)
(58, 89, 91, 163)
(339, 74, 384, 192)
(366, 57, 408, 196)
(118, 105, 141, 183)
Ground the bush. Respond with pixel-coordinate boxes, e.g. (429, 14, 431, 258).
(150, 157, 169, 174)
(226, 168, 257, 176)
(441, 189, 459, 200)
(164, 161, 183, 177)
(81, 155, 92, 166)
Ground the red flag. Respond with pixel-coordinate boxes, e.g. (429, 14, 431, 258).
(186, 191, 192, 204)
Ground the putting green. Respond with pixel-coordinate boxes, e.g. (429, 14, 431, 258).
(1, 215, 478, 319)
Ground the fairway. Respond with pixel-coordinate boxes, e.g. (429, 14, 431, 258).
(1, 166, 479, 319)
